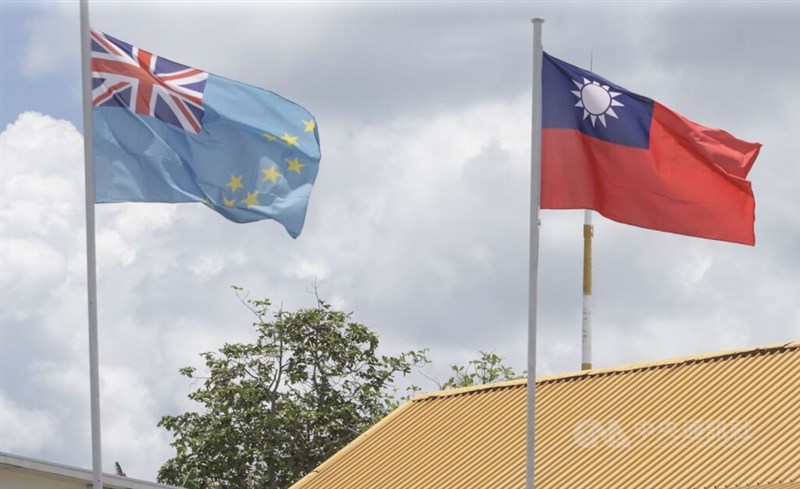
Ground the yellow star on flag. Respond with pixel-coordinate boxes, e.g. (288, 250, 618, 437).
(261, 165, 282, 184)
(286, 157, 305, 174)
(281, 132, 298, 147)
(243, 192, 259, 207)
(225, 175, 244, 193)
(303, 119, 316, 133)
(223, 197, 236, 208)
(262, 133, 278, 142)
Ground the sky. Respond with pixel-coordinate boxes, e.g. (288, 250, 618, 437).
(1, 0, 799, 483)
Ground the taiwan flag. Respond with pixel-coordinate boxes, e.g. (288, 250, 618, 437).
(541, 52, 760, 245)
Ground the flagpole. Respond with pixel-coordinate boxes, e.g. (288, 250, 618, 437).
(527, 17, 544, 489)
(78, 1, 103, 488)
(582, 52, 594, 371)
(581, 209, 593, 370)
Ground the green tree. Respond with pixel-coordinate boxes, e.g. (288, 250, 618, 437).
(439, 351, 521, 389)
(157, 288, 427, 489)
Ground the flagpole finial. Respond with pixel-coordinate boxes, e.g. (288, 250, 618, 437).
(532, 17, 545, 24)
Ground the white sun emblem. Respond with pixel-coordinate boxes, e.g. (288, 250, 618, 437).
(571, 78, 624, 128)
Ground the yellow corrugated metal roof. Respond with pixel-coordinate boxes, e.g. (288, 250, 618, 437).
(291, 341, 800, 489)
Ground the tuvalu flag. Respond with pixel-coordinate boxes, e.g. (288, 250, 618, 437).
(90, 30, 320, 238)
(541, 52, 760, 245)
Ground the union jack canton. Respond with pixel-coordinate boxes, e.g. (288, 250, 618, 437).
(91, 30, 208, 134)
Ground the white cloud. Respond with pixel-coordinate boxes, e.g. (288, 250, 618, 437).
(96, 229, 137, 268)
(0, 237, 66, 295)
(30, 361, 87, 398)
(288, 257, 329, 281)
(0, 391, 63, 453)
(1, 113, 83, 323)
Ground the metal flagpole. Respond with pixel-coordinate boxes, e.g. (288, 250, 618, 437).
(527, 17, 544, 489)
(78, 1, 103, 488)
(581, 210, 593, 370)
(581, 52, 594, 371)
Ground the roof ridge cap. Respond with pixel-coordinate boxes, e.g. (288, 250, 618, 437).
(411, 378, 527, 401)
(548, 340, 800, 382)
(411, 341, 799, 401)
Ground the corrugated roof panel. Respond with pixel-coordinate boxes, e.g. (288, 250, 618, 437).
(291, 342, 800, 489)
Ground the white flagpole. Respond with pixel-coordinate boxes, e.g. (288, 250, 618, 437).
(527, 17, 544, 489)
(582, 209, 593, 370)
(78, 1, 103, 488)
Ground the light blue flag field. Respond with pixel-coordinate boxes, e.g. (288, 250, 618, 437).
(90, 29, 320, 238)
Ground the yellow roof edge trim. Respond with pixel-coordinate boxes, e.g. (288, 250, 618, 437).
(290, 400, 415, 489)
(410, 378, 527, 401)
(411, 340, 800, 402)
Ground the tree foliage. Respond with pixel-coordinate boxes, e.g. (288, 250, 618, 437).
(439, 351, 521, 389)
(157, 288, 428, 489)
